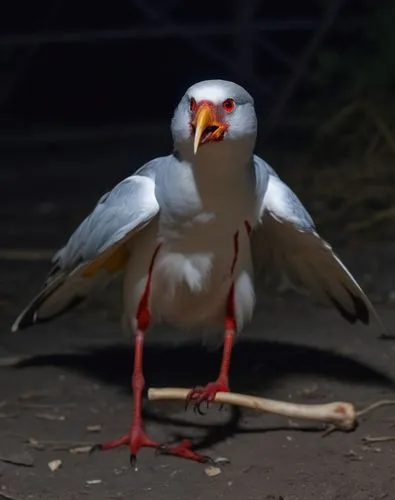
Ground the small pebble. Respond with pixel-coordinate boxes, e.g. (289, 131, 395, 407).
(86, 425, 102, 433)
(86, 479, 102, 485)
(69, 446, 92, 455)
(205, 466, 222, 477)
(48, 459, 62, 472)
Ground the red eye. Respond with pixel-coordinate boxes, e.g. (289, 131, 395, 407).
(223, 98, 235, 113)
(189, 97, 197, 112)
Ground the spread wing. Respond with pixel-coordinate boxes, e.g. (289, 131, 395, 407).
(251, 156, 382, 327)
(12, 157, 165, 331)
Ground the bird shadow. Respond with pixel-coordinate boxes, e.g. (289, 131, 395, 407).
(11, 339, 395, 453)
(13, 339, 394, 392)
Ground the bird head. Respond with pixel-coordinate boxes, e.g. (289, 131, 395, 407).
(171, 80, 257, 162)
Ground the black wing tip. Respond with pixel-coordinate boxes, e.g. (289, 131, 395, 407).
(12, 295, 86, 333)
(327, 289, 370, 326)
(11, 280, 61, 333)
(12, 307, 38, 332)
(350, 292, 370, 325)
(12, 270, 85, 333)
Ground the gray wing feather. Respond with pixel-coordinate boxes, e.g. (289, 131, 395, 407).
(54, 157, 163, 271)
(12, 156, 165, 331)
(252, 156, 382, 328)
(253, 154, 279, 179)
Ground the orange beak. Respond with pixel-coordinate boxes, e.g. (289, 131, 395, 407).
(191, 103, 227, 154)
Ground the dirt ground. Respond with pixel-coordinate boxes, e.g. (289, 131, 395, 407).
(2, 144, 395, 499)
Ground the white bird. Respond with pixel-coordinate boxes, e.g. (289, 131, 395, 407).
(13, 79, 381, 465)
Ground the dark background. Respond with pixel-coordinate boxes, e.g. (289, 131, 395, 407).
(0, 0, 389, 142)
(0, 0, 363, 129)
(2, 0, 395, 248)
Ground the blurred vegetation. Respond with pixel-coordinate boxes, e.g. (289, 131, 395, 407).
(292, 1, 395, 241)
(311, 1, 395, 159)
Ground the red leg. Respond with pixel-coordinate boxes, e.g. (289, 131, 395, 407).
(93, 245, 213, 466)
(96, 329, 159, 464)
(186, 283, 236, 413)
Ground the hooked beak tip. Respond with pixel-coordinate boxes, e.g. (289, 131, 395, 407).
(193, 138, 199, 155)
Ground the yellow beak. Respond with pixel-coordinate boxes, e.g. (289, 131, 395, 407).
(193, 104, 215, 155)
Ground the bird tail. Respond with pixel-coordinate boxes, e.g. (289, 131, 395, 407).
(11, 264, 107, 332)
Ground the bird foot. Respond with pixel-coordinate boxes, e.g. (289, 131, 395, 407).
(186, 379, 230, 414)
(91, 428, 212, 467)
(91, 426, 159, 468)
(156, 439, 215, 464)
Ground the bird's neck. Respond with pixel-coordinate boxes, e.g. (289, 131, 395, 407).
(174, 142, 256, 217)
(176, 138, 255, 177)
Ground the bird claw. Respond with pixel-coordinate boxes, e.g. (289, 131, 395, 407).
(193, 400, 208, 416)
(185, 380, 229, 414)
(155, 439, 212, 463)
(89, 443, 102, 455)
(200, 454, 217, 465)
(129, 453, 138, 470)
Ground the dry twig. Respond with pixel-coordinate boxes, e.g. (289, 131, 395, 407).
(147, 388, 356, 431)
(355, 400, 395, 444)
(0, 452, 34, 467)
(363, 435, 395, 444)
(0, 492, 20, 500)
(26, 438, 95, 451)
(357, 399, 395, 418)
